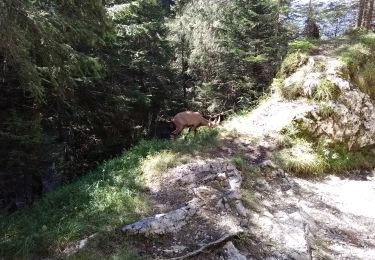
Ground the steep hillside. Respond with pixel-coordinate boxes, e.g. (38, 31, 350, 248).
(2, 32, 375, 260)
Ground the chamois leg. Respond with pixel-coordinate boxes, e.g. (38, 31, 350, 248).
(172, 126, 183, 136)
(191, 126, 198, 136)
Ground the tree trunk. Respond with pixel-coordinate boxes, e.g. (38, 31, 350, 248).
(363, 0, 370, 27)
(365, 0, 374, 29)
(308, 0, 313, 18)
(357, 0, 366, 27)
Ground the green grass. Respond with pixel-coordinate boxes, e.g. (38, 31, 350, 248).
(275, 137, 327, 175)
(335, 31, 375, 100)
(278, 39, 319, 78)
(317, 101, 335, 118)
(275, 123, 375, 176)
(313, 79, 340, 101)
(279, 52, 308, 78)
(287, 39, 319, 54)
(279, 83, 301, 100)
(312, 60, 326, 72)
(231, 155, 247, 172)
(0, 129, 219, 259)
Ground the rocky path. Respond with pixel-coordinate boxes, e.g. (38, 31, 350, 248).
(225, 93, 375, 260)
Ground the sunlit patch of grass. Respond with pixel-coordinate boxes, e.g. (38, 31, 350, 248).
(276, 123, 375, 176)
(317, 101, 335, 118)
(339, 43, 371, 68)
(288, 39, 319, 54)
(313, 79, 339, 101)
(141, 150, 192, 185)
(279, 52, 308, 78)
(278, 38, 319, 79)
(336, 32, 375, 100)
(275, 138, 327, 175)
(313, 60, 326, 72)
(231, 155, 247, 172)
(0, 129, 220, 259)
(270, 77, 284, 94)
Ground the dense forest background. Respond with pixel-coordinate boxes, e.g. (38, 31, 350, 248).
(0, 0, 374, 214)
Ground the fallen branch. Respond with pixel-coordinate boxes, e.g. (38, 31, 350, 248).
(160, 230, 243, 260)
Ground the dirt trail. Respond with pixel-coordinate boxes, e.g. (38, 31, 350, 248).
(223, 93, 316, 139)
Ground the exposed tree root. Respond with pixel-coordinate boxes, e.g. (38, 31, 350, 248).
(160, 230, 243, 260)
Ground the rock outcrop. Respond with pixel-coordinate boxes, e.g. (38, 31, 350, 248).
(281, 53, 375, 149)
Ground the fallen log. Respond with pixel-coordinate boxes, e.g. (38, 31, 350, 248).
(122, 198, 203, 235)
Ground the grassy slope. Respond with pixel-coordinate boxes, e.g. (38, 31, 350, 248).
(0, 130, 219, 259)
(335, 30, 375, 99)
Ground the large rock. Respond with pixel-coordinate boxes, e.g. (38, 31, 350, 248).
(283, 56, 375, 149)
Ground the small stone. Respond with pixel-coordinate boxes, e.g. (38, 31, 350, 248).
(216, 198, 226, 209)
(272, 169, 285, 178)
(260, 160, 277, 169)
(234, 200, 247, 217)
(170, 245, 187, 253)
(255, 178, 270, 191)
(218, 172, 227, 180)
(280, 184, 292, 191)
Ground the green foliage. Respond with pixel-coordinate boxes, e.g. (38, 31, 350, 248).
(107, 0, 176, 134)
(1, 0, 178, 211)
(0, 112, 42, 169)
(231, 155, 247, 172)
(168, 0, 288, 112)
(313, 79, 339, 101)
(0, 129, 219, 258)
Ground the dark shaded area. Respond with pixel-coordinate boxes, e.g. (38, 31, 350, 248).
(304, 18, 320, 39)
